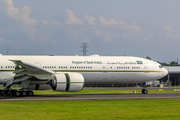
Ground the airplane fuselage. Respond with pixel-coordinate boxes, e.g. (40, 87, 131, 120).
(0, 55, 168, 85)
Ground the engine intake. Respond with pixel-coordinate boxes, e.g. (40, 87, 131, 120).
(50, 73, 84, 92)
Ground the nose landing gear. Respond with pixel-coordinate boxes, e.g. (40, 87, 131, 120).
(142, 82, 148, 94)
(142, 89, 148, 94)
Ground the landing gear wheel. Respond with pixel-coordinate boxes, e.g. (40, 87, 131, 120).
(27, 91, 34, 96)
(0, 90, 5, 96)
(5, 90, 11, 96)
(14, 91, 20, 97)
(11, 90, 17, 96)
(21, 91, 27, 97)
(142, 89, 148, 94)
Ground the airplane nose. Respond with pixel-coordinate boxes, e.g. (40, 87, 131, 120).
(163, 68, 168, 76)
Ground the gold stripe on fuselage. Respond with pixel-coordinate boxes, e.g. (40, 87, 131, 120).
(0, 70, 166, 73)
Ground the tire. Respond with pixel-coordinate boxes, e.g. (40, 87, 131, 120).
(21, 91, 27, 97)
(12, 90, 17, 96)
(27, 91, 34, 96)
(142, 89, 148, 94)
(0, 90, 5, 96)
(145, 89, 148, 94)
(15, 91, 20, 97)
(5, 90, 11, 96)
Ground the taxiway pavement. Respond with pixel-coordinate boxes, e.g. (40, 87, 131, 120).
(0, 93, 180, 102)
(83, 87, 180, 90)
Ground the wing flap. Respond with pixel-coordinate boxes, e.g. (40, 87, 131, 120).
(14, 76, 31, 83)
(14, 68, 25, 74)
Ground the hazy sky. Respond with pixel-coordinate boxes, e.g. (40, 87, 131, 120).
(0, 0, 180, 63)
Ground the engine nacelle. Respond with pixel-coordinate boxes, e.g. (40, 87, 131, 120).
(51, 73, 84, 92)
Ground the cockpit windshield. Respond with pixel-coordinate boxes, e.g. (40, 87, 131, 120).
(159, 65, 163, 68)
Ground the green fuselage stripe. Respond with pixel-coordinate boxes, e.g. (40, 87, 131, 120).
(0, 70, 14, 72)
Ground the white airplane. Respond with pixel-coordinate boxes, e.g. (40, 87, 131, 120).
(0, 54, 168, 96)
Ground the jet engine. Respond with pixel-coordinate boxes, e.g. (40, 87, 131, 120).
(50, 73, 84, 92)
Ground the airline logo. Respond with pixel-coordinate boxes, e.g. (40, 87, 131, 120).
(137, 61, 143, 64)
(72, 61, 102, 65)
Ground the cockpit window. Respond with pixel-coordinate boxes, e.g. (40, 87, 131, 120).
(159, 65, 163, 68)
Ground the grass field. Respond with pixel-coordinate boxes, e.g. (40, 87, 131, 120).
(1, 89, 180, 120)
(0, 99, 180, 120)
(33, 89, 180, 95)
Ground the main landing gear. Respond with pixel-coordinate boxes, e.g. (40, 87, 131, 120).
(0, 89, 34, 97)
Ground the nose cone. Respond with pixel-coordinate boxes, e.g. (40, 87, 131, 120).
(163, 68, 168, 76)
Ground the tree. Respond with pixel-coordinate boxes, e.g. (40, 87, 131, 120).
(157, 61, 170, 66)
(146, 56, 179, 66)
(146, 56, 152, 60)
(170, 61, 179, 66)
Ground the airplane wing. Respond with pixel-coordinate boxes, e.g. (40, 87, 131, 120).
(9, 60, 55, 83)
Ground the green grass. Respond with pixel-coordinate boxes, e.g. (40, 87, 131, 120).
(0, 99, 180, 120)
(33, 89, 180, 95)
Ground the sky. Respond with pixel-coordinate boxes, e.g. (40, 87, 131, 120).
(0, 0, 180, 63)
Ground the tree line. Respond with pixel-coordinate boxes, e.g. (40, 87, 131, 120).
(146, 56, 179, 66)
